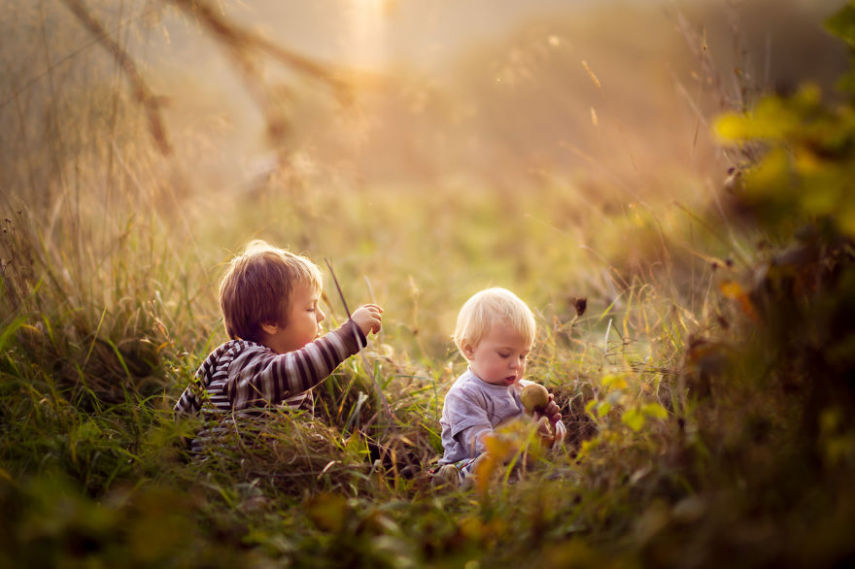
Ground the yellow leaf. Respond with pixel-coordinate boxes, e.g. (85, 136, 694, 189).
(459, 516, 486, 541)
(622, 408, 645, 432)
(794, 147, 822, 174)
(719, 281, 745, 299)
(483, 432, 516, 460)
(601, 374, 628, 391)
(474, 456, 498, 496)
(642, 402, 668, 419)
(839, 202, 855, 238)
(744, 147, 791, 198)
(713, 113, 748, 141)
(305, 493, 348, 533)
(719, 281, 758, 321)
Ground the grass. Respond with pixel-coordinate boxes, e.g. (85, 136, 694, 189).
(2, 1, 855, 567)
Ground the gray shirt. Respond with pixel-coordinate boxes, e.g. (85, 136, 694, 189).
(439, 368, 526, 464)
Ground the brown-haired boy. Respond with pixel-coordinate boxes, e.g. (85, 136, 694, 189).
(174, 240, 382, 448)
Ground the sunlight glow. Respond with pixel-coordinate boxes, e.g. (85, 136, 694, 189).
(348, 0, 386, 68)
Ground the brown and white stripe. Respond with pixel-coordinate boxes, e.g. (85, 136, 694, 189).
(174, 319, 365, 419)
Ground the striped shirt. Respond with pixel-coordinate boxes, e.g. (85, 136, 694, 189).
(174, 320, 366, 448)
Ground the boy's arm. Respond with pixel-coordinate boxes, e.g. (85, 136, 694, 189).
(229, 320, 366, 411)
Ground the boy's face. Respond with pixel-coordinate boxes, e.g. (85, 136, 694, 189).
(262, 281, 326, 354)
(462, 320, 531, 387)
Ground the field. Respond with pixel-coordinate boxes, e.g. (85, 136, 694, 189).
(2, 1, 855, 567)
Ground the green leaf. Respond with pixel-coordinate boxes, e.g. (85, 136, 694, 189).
(585, 399, 598, 416)
(0, 315, 27, 352)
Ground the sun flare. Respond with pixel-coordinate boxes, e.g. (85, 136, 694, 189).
(348, 0, 386, 68)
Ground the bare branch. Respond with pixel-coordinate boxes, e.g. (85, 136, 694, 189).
(59, 0, 172, 155)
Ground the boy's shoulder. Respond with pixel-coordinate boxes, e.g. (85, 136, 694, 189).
(197, 338, 270, 372)
(205, 337, 259, 357)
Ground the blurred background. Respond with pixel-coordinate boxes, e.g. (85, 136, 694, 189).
(0, 0, 849, 353)
(137, 0, 848, 194)
(2, 0, 846, 207)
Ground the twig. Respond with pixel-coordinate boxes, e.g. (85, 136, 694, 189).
(59, 0, 171, 155)
(324, 259, 393, 427)
(603, 318, 613, 355)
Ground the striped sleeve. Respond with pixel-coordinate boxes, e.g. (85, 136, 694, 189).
(229, 320, 366, 411)
(174, 342, 236, 416)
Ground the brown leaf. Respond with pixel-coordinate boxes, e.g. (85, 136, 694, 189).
(574, 297, 587, 317)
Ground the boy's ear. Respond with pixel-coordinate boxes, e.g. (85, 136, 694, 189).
(260, 322, 279, 336)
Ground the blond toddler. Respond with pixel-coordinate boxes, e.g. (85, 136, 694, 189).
(438, 287, 566, 477)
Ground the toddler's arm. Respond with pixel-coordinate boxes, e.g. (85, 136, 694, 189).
(458, 424, 492, 457)
(440, 385, 495, 462)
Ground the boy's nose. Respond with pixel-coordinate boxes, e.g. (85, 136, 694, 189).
(317, 308, 326, 323)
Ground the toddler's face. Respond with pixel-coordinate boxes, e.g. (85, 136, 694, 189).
(265, 281, 325, 353)
(463, 321, 531, 387)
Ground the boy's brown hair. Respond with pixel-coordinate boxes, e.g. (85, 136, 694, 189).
(219, 240, 322, 343)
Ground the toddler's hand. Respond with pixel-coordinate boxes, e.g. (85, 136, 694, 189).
(553, 419, 567, 442)
(351, 304, 383, 336)
(533, 394, 566, 442)
(535, 401, 567, 447)
(534, 394, 562, 426)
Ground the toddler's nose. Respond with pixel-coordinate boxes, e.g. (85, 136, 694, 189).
(317, 308, 326, 323)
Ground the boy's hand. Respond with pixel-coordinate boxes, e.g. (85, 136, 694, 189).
(352, 304, 383, 336)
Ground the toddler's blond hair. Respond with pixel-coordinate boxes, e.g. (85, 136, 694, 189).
(453, 287, 536, 355)
(219, 240, 322, 343)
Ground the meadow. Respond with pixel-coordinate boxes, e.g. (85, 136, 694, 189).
(2, 1, 854, 567)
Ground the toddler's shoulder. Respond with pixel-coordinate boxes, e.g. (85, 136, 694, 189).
(446, 371, 492, 403)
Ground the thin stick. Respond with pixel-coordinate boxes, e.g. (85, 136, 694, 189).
(324, 259, 392, 425)
(324, 259, 353, 319)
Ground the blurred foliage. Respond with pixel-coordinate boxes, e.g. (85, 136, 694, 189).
(716, 83, 855, 239)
